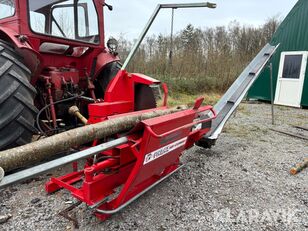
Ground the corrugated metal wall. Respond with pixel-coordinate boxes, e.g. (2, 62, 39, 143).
(248, 0, 308, 107)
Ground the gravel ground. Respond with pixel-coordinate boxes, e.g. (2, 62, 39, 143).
(0, 103, 307, 231)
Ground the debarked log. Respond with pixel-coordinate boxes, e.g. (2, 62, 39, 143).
(0, 106, 187, 173)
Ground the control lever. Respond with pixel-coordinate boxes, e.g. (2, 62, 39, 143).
(104, 2, 113, 11)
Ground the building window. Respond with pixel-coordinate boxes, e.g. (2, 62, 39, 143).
(282, 55, 303, 79)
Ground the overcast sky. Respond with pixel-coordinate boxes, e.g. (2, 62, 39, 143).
(104, 0, 298, 40)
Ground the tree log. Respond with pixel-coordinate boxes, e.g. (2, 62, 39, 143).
(290, 158, 308, 175)
(0, 106, 187, 173)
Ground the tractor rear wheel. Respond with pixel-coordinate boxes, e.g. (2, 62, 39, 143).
(0, 42, 38, 150)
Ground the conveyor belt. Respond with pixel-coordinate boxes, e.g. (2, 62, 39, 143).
(204, 43, 279, 140)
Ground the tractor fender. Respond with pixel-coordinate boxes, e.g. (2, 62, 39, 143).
(0, 26, 42, 76)
(93, 51, 120, 80)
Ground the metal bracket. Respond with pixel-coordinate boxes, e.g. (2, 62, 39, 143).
(121, 2, 216, 70)
(94, 164, 185, 215)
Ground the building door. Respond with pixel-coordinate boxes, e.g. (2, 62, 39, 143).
(274, 51, 307, 107)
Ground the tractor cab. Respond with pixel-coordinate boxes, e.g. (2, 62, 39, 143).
(27, 0, 104, 59)
(28, 0, 100, 45)
(0, 0, 119, 80)
(0, 0, 102, 44)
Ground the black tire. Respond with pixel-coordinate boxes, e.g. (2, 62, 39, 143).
(134, 84, 157, 111)
(95, 61, 121, 98)
(0, 42, 38, 150)
(195, 138, 216, 149)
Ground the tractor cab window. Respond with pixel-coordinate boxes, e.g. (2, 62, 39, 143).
(28, 0, 99, 44)
(0, 0, 15, 19)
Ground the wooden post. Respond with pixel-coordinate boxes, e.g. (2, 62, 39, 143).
(269, 63, 275, 125)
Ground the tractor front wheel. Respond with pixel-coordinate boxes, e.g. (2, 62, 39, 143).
(0, 42, 38, 150)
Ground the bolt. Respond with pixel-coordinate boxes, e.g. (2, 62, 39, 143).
(18, 35, 28, 43)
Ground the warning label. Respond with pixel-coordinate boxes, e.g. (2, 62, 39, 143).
(143, 137, 187, 165)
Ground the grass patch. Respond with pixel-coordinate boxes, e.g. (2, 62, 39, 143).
(159, 92, 221, 107)
(236, 104, 251, 116)
(158, 75, 229, 95)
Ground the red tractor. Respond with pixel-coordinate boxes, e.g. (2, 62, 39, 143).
(0, 0, 157, 150)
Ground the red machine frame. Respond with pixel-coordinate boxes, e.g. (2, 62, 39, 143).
(45, 98, 216, 220)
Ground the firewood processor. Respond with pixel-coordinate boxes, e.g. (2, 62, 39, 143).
(0, 1, 279, 222)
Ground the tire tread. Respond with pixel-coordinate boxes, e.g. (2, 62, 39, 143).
(0, 42, 37, 150)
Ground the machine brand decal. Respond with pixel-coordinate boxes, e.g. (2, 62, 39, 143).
(143, 137, 187, 165)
